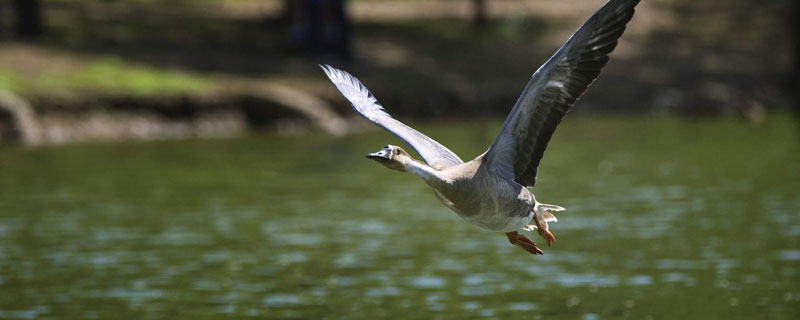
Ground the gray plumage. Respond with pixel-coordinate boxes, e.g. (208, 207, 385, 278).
(483, 0, 639, 187)
(320, 0, 639, 236)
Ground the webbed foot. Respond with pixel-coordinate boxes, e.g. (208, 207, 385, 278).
(523, 224, 555, 246)
(540, 229, 555, 246)
(506, 231, 543, 255)
(533, 210, 557, 246)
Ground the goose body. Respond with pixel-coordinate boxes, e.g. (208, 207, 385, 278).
(420, 156, 535, 232)
(322, 0, 639, 255)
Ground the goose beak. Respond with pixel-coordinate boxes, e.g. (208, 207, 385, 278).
(366, 150, 390, 160)
(366, 146, 392, 161)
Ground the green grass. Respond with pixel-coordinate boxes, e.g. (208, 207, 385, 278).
(0, 56, 213, 98)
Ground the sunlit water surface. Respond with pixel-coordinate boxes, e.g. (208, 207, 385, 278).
(0, 115, 798, 319)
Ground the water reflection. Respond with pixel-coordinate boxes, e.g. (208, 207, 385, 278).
(0, 116, 798, 318)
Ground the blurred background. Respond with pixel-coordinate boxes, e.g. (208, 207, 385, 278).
(0, 0, 798, 319)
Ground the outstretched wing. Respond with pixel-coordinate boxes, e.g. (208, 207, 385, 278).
(320, 65, 464, 169)
(483, 0, 639, 187)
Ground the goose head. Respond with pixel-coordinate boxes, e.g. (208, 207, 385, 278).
(366, 145, 411, 171)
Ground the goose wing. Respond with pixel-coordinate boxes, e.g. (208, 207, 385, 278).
(321, 65, 464, 169)
(483, 0, 639, 187)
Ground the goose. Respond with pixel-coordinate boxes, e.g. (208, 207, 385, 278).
(321, 0, 639, 255)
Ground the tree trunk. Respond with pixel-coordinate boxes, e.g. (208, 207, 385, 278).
(793, 0, 800, 111)
(14, 0, 43, 36)
(282, 0, 294, 24)
(472, 0, 487, 26)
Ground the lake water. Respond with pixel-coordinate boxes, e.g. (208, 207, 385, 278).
(0, 115, 798, 319)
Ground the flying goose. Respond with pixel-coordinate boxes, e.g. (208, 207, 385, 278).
(321, 0, 639, 255)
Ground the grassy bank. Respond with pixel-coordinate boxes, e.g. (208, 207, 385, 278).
(0, 0, 792, 144)
(0, 48, 213, 99)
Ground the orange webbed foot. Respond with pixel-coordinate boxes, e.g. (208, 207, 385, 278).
(523, 224, 556, 246)
(506, 231, 544, 255)
(540, 229, 555, 246)
(533, 213, 556, 246)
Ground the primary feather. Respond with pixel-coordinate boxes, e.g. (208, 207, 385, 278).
(320, 65, 464, 169)
(483, 0, 640, 187)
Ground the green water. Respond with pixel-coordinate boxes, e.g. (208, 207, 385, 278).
(0, 115, 798, 319)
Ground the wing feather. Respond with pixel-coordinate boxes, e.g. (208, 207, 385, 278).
(320, 65, 464, 169)
(483, 0, 639, 187)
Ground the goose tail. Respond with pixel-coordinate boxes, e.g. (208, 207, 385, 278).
(538, 203, 565, 223)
